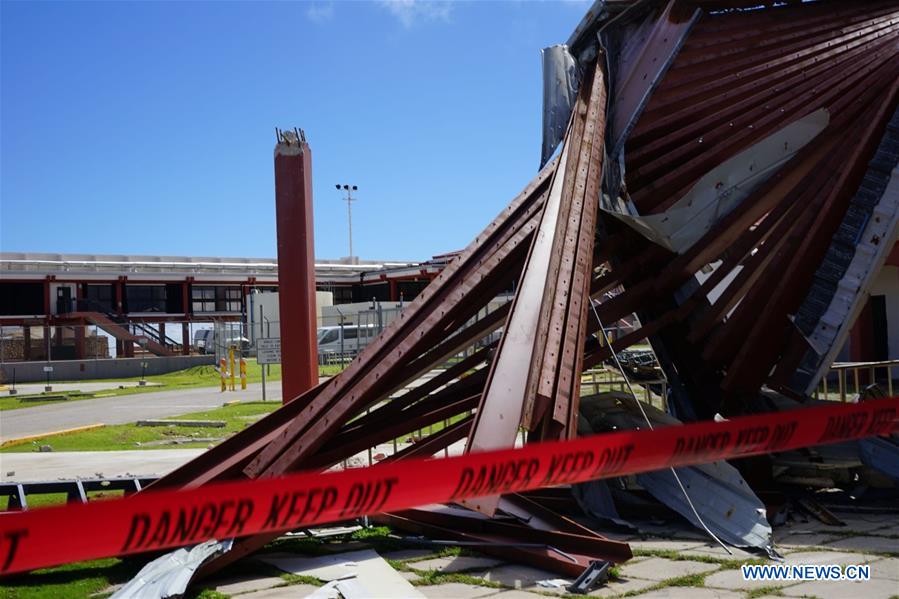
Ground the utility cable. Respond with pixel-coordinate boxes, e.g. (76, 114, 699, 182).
(588, 300, 733, 555)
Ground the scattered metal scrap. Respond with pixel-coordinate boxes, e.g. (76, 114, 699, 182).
(109, 0, 899, 592)
(110, 540, 233, 599)
(135, 419, 227, 428)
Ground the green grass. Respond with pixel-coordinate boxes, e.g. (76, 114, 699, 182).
(746, 586, 785, 598)
(280, 573, 326, 586)
(0, 557, 143, 599)
(0, 391, 99, 412)
(0, 360, 345, 411)
(631, 548, 767, 569)
(617, 572, 714, 598)
(410, 571, 505, 588)
(665, 573, 708, 587)
(1, 401, 279, 455)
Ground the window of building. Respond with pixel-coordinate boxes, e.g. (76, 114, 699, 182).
(126, 285, 167, 313)
(191, 286, 216, 313)
(217, 287, 242, 312)
(191, 286, 242, 313)
(0, 282, 43, 315)
(320, 285, 353, 304)
(83, 284, 114, 313)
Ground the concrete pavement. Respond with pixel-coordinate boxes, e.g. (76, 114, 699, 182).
(0, 439, 419, 482)
(0, 381, 283, 441)
(0, 449, 206, 482)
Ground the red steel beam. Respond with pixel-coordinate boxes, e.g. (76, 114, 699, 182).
(274, 131, 319, 404)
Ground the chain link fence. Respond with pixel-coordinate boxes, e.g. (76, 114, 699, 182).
(0, 321, 214, 363)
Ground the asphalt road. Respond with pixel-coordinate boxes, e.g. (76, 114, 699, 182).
(0, 381, 283, 441)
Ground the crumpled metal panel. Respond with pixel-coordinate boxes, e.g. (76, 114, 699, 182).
(635, 466, 774, 556)
(111, 539, 232, 599)
(540, 45, 579, 167)
(605, 108, 829, 253)
(579, 392, 774, 555)
(571, 479, 635, 529)
(858, 436, 899, 484)
(566, 0, 607, 58)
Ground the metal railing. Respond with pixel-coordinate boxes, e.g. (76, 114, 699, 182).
(814, 359, 898, 402)
(579, 366, 669, 411)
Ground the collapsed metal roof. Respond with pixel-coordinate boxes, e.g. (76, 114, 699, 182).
(131, 0, 899, 586)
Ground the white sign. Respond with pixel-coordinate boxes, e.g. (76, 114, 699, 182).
(43, 366, 54, 372)
(257, 338, 282, 364)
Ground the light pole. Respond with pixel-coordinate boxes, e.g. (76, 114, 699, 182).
(335, 184, 358, 261)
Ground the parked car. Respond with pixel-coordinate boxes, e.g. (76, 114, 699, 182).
(193, 329, 250, 355)
(193, 329, 214, 354)
(317, 324, 377, 357)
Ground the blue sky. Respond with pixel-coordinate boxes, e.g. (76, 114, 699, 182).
(1, 0, 588, 261)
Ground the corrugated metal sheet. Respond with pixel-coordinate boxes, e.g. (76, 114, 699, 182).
(579, 393, 773, 554)
(111, 540, 231, 599)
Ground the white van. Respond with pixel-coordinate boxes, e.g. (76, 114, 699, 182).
(194, 329, 214, 354)
(317, 324, 377, 357)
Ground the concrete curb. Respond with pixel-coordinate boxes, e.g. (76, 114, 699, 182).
(0, 423, 106, 449)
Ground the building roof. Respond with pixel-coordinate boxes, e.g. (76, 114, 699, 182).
(0, 252, 447, 284)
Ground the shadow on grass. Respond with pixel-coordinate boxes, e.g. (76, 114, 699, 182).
(1, 557, 142, 599)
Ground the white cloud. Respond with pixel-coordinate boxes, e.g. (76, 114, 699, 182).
(306, 2, 335, 23)
(378, 0, 454, 28)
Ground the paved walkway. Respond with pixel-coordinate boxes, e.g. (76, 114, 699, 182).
(195, 512, 899, 599)
(191, 510, 899, 599)
(0, 381, 283, 441)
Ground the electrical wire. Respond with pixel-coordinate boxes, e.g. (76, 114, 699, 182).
(588, 300, 733, 555)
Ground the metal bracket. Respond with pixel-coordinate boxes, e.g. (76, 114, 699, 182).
(568, 560, 611, 594)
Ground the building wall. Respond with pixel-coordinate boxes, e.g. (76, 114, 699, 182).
(245, 291, 333, 342)
(869, 264, 899, 359)
(0, 354, 215, 384)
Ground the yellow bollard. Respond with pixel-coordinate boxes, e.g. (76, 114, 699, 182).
(240, 357, 247, 390)
(219, 357, 227, 392)
(229, 346, 236, 391)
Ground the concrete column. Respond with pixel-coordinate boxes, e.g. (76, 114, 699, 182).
(274, 129, 319, 404)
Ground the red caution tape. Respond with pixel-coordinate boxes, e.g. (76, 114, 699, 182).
(1, 398, 897, 575)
